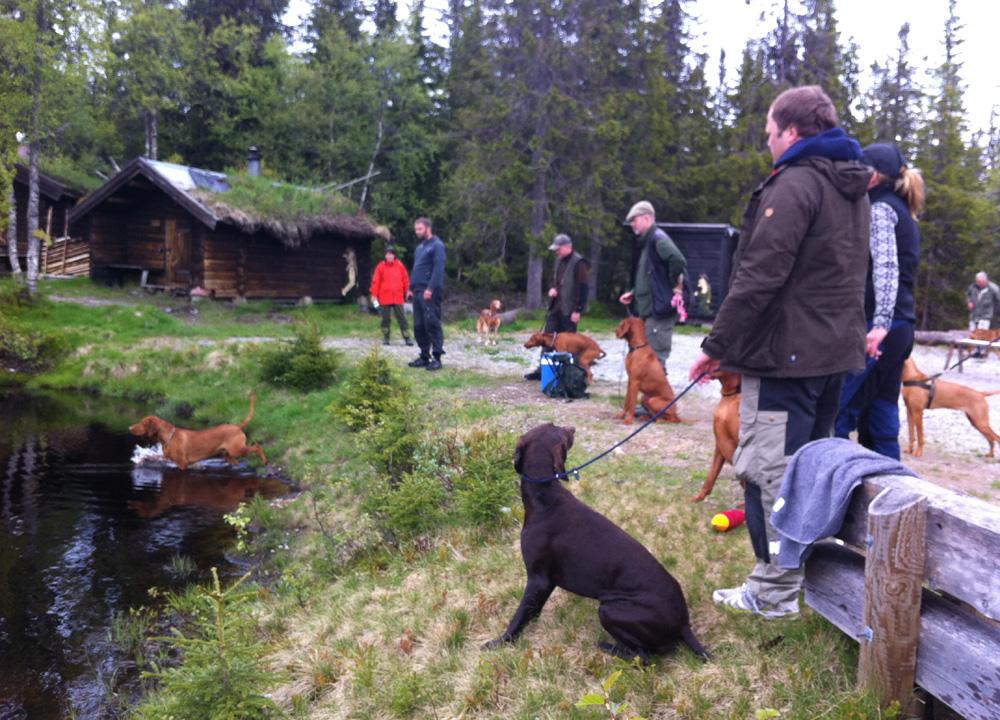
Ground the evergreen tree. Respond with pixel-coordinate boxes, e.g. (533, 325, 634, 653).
(859, 23, 924, 156)
(914, 0, 995, 328)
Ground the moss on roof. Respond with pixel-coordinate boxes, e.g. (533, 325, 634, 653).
(194, 172, 390, 246)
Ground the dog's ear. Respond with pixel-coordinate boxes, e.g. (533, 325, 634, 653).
(513, 438, 526, 474)
(562, 425, 575, 450)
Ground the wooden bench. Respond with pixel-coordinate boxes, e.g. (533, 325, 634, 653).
(942, 338, 1000, 372)
(804, 472, 1000, 719)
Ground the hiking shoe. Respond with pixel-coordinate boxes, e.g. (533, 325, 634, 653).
(524, 368, 542, 381)
(404, 338, 414, 346)
(408, 356, 430, 367)
(712, 584, 799, 619)
(425, 358, 442, 371)
(382, 338, 390, 346)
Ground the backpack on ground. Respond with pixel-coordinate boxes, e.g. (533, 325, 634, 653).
(541, 351, 589, 400)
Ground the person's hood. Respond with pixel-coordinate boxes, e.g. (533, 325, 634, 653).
(799, 155, 872, 201)
(775, 127, 862, 167)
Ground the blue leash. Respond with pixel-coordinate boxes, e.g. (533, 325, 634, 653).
(521, 371, 708, 485)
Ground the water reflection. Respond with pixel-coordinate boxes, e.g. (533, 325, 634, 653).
(0, 392, 287, 719)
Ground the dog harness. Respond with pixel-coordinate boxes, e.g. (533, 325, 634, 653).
(903, 378, 937, 409)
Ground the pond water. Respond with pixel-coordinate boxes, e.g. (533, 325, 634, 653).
(0, 391, 288, 719)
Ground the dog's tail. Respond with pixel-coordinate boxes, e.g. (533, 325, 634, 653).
(681, 624, 711, 661)
(239, 391, 257, 430)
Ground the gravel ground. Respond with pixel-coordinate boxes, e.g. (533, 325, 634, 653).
(346, 327, 1000, 502)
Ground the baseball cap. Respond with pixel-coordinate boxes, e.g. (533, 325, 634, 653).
(548, 233, 572, 251)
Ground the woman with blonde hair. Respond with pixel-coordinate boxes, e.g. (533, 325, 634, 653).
(835, 143, 925, 459)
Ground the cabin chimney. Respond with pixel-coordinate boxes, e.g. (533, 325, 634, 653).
(246, 146, 261, 177)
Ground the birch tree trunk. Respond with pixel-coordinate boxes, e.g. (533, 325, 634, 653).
(145, 111, 158, 160)
(26, 0, 45, 296)
(6, 190, 21, 277)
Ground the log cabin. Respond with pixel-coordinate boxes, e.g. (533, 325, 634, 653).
(68, 157, 388, 299)
(5, 164, 84, 274)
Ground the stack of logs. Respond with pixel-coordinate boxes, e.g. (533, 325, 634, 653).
(41, 236, 90, 277)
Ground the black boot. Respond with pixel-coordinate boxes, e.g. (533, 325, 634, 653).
(524, 368, 542, 381)
(408, 355, 430, 367)
(426, 355, 442, 371)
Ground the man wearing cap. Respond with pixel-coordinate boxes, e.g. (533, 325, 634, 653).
(618, 201, 687, 372)
(967, 272, 1000, 332)
(689, 85, 870, 620)
(524, 233, 590, 381)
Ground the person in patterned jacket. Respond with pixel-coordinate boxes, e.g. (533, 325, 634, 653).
(835, 143, 925, 459)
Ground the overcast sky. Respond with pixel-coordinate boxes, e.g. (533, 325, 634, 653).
(285, 0, 998, 135)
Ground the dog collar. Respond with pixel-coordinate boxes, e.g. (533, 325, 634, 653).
(163, 427, 177, 447)
(721, 385, 741, 397)
(627, 342, 648, 354)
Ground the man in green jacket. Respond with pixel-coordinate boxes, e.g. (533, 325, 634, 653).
(618, 201, 686, 373)
(689, 85, 871, 619)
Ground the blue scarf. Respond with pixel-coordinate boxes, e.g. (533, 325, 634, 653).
(774, 127, 863, 168)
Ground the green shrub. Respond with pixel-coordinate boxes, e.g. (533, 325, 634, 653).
(330, 347, 410, 430)
(134, 569, 278, 720)
(0, 313, 69, 373)
(258, 321, 340, 391)
(380, 471, 447, 538)
(452, 428, 518, 527)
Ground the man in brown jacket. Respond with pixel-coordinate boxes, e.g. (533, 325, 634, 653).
(689, 85, 871, 618)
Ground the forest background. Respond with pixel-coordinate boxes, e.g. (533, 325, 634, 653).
(2, 0, 998, 328)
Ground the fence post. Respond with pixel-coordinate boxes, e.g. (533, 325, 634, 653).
(858, 486, 927, 714)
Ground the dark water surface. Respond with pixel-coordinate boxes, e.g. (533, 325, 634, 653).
(0, 392, 287, 719)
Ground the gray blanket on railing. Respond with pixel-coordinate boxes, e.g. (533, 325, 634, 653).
(771, 438, 918, 569)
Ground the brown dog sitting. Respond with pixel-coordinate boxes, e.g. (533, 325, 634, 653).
(477, 299, 503, 345)
(129, 393, 267, 470)
(523, 331, 606, 383)
(614, 317, 680, 424)
(901, 357, 1000, 457)
(483, 423, 709, 662)
(691, 369, 741, 502)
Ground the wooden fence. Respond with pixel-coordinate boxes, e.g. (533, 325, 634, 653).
(804, 472, 1000, 719)
(42, 236, 90, 277)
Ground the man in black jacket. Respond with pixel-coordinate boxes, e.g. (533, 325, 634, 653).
(618, 201, 686, 373)
(689, 85, 870, 619)
(524, 233, 590, 381)
(407, 217, 447, 371)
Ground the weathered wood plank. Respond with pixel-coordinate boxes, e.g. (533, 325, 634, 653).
(858, 487, 927, 714)
(839, 475, 1000, 621)
(806, 542, 1000, 720)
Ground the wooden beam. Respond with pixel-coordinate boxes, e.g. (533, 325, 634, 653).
(837, 473, 1000, 621)
(857, 487, 927, 714)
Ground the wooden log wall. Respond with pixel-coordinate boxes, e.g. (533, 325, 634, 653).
(202, 225, 372, 299)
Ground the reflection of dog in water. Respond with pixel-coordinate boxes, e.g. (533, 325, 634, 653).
(128, 469, 262, 518)
(129, 393, 266, 470)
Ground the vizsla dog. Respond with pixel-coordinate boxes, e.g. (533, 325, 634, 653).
(691, 369, 741, 502)
(129, 393, 267, 470)
(614, 317, 680, 424)
(476, 299, 503, 345)
(523, 331, 606, 383)
(483, 423, 709, 661)
(901, 357, 1000, 457)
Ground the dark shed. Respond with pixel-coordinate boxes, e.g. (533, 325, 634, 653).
(6, 164, 83, 272)
(69, 157, 387, 299)
(658, 222, 739, 319)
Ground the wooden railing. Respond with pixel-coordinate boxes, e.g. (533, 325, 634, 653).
(804, 473, 1000, 719)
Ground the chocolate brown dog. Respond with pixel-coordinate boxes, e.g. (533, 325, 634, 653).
(483, 423, 709, 661)
(691, 369, 741, 502)
(523, 331, 605, 383)
(615, 317, 681, 424)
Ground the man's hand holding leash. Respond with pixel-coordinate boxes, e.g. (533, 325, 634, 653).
(690, 352, 720, 382)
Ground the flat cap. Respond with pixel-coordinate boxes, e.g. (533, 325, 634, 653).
(625, 200, 655, 222)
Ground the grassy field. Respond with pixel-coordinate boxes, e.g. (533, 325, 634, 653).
(0, 278, 896, 720)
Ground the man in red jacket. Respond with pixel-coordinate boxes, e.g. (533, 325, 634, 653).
(370, 247, 413, 346)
